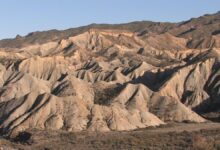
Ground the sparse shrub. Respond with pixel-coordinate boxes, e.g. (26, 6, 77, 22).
(192, 135, 215, 150)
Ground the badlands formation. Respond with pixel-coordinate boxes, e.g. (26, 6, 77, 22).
(0, 12, 220, 136)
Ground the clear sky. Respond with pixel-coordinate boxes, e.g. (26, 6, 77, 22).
(0, 0, 220, 39)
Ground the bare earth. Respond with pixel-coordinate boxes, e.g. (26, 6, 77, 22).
(0, 122, 220, 150)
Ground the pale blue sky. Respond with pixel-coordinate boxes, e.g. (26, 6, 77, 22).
(0, 0, 220, 39)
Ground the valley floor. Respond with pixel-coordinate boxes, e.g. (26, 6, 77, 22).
(1, 122, 220, 150)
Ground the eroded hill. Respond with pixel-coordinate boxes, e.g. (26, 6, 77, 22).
(0, 12, 220, 136)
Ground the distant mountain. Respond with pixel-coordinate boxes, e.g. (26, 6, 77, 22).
(0, 11, 220, 49)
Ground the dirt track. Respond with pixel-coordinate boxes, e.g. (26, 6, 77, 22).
(133, 122, 220, 133)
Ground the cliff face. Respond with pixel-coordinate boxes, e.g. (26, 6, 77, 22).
(0, 12, 220, 136)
